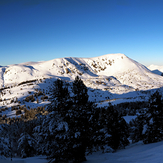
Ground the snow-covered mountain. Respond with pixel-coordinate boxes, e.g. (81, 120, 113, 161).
(1, 53, 163, 90)
(0, 53, 163, 117)
(148, 64, 163, 75)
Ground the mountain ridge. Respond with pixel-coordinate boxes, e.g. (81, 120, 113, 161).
(0, 53, 162, 90)
(0, 53, 163, 118)
(148, 64, 163, 75)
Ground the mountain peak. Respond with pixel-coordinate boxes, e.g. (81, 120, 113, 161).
(0, 53, 163, 92)
(91, 53, 127, 59)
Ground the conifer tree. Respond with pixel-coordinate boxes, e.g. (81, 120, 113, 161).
(48, 78, 70, 113)
(64, 76, 94, 162)
(67, 102, 94, 162)
(72, 76, 88, 105)
(18, 132, 36, 158)
(91, 107, 109, 152)
(43, 76, 94, 162)
(106, 103, 129, 150)
(129, 112, 146, 143)
(0, 137, 10, 156)
(144, 91, 163, 143)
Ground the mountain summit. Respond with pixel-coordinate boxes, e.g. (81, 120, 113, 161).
(0, 53, 162, 91)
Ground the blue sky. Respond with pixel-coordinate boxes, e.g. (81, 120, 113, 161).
(0, 0, 163, 66)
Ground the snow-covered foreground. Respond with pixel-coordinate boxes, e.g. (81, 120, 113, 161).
(1, 156, 47, 163)
(85, 141, 163, 163)
(1, 141, 163, 163)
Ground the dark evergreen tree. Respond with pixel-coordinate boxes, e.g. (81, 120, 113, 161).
(18, 132, 36, 158)
(106, 104, 129, 150)
(72, 76, 88, 105)
(129, 112, 146, 143)
(144, 91, 163, 143)
(90, 107, 110, 153)
(48, 78, 70, 113)
(66, 76, 96, 161)
(39, 76, 94, 162)
(67, 102, 95, 162)
(0, 137, 10, 156)
(51, 76, 92, 162)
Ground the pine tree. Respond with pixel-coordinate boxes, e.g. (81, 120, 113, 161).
(91, 107, 109, 153)
(144, 91, 163, 143)
(48, 78, 70, 113)
(18, 132, 36, 158)
(106, 104, 129, 150)
(40, 77, 96, 162)
(72, 76, 88, 105)
(38, 109, 74, 162)
(65, 76, 96, 161)
(0, 137, 10, 156)
(58, 76, 91, 162)
(129, 112, 146, 143)
(67, 102, 94, 162)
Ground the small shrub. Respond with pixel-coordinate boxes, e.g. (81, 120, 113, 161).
(37, 90, 43, 96)
(25, 96, 30, 102)
(1, 108, 5, 111)
(11, 106, 18, 111)
(2, 114, 7, 120)
(41, 95, 48, 101)
(16, 110, 22, 115)
(25, 95, 35, 102)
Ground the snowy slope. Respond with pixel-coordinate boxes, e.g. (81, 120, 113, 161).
(86, 141, 163, 163)
(0, 53, 163, 117)
(1, 53, 163, 90)
(1, 141, 163, 163)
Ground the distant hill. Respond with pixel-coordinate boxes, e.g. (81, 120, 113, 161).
(148, 64, 163, 76)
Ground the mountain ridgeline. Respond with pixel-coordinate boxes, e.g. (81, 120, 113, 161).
(0, 53, 163, 92)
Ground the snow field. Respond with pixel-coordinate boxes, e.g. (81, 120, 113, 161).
(1, 141, 163, 163)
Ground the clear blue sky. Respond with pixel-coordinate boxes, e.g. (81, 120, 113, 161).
(0, 0, 163, 66)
